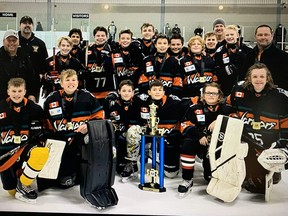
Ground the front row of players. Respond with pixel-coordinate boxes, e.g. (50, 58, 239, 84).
(105, 63, 288, 199)
(1, 63, 288, 204)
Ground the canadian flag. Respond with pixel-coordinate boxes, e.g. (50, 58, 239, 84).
(235, 91, 244, 98)
(195, 109, 203, 114)
(0, 112, 6, 119)
(49, 101, 59, 108)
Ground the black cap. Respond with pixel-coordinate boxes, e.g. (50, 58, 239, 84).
(20, 16, 33, 24)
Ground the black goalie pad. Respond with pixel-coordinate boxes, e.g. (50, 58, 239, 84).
(80, 119, 118, 209)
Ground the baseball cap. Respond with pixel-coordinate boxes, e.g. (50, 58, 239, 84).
(3, 29, 19, 40)
(20, 16, 33, 24)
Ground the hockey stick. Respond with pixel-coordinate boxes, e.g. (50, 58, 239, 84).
(0, 131, 44, 161)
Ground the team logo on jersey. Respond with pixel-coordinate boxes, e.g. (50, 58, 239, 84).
(32, 45, 39, 53)
(49, 101, 59, 108)
(0, 112, 6, 119)
(222, 53, 228, 58)
(87, 50, 92, 55)
(195, 109, 203, 114)
(235, 91, 244, 98)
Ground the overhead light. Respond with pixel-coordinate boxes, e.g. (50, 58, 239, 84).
(104, 4, 109, 10)
(218, 5, 224, 10)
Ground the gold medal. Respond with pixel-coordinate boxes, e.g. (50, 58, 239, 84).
(252, 121, 261, 130)
(14, 136, 21, 144)
(66, 122, 73, 130)
(199, 76, 206, 83)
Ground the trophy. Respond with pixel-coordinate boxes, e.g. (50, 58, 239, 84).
(138, 103, 166, 192)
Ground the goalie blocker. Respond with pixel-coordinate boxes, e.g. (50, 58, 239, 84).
(80, 120, 118, 209)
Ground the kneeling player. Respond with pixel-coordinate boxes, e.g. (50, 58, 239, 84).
(179, 82, 236, 197)
(0, 78, 49, 203)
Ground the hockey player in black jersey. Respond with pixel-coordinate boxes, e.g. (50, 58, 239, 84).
(38, 69, 104, 191)
(179, 35, 217, 98)
(112, 29, 143, 88)
(179, 82, 236, 197)
(138, 34, 183, 98)
(214, 25, 252, 96)
(103, 80, 142, 180)
(136, 80, 190, 179)
(79, 26, 117, 105)
(43, 36, 84, 96)
(0, 78, 49, 203)
(138, 23, 157, 58)
(227, 63, 288, 198)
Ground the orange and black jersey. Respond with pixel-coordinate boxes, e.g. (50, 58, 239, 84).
(44, 89, 104, 141)
(79, 42, 117, 102)
(181, 96, 235, 140)
(139, 94, 190, 135)
(0, 98, 45, 151)
(45, 52, 84, 91)
(227, 83, 288, 148)
(138, 38, 157, 58)
(179, 53, 217, 98)
(112, 41, 143, 87)
(103, 93, 142, 132)
(138, 53, 183, 97)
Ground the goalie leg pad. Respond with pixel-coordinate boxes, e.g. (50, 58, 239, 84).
(207, 115, 247, 202)
(125, 125, 141, 161)
(20, 147, 49, 186)
(80, 120, 118, 209)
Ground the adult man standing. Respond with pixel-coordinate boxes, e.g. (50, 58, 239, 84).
(0, 30, 38, 102)
(212, 18, 226, 49)
(18, 16, 48, 101)
(241, 24, 288, 90)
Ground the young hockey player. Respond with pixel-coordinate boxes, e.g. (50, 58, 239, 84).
(38, 69, 104, 191)
(139, 23, 156, 57)
(124, 80, 190, 180)
(179, 82, 236, 197)
(214, 25, 252, 96)
(43, 36, 84, 97)
(112, 29, 143, 88)
(179, 35, 217, 98)
(103, 80, 142, 179)
(227, 63, 288, 197)
(0, 78, 49, 203)
(204, 32, 218, 58)
(138, 34, 183, 97)
(79, 26, 117, 105)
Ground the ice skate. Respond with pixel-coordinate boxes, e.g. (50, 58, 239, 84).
(178, 179, 193, 198)
(15, 180, 37, 204)
(121, 161, 138, 183)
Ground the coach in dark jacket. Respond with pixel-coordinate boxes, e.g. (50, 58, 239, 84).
(241, 24, 288, 90)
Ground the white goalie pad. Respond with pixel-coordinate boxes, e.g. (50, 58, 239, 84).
(125, 125, 142, 161)
(38, 139, 66, 179)
(257, 148, 288, 173)
(206, 115, 248, 202)
(265, 171, 274, 202)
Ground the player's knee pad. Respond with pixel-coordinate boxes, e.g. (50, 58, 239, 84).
(20, 147, 49, 186)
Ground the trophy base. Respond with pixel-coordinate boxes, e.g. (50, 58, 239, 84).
(138, 183, 166, 193)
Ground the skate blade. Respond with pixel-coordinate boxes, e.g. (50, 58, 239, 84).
(121, 174, 137, 183)
(15, 192, 37, 204)
(178, 188, 192, 199)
